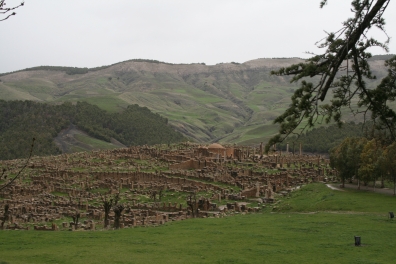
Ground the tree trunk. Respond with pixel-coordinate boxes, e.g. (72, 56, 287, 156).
(114, 218, 119, 229)
(113, 205, 124, 229)
(104, 206, 110, 228)
(381, 174, 385, 188)
(1, 204, 9, 229)
(104, 215, 109, 228)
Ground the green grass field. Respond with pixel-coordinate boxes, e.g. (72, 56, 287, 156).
(1, 183, 396, 263)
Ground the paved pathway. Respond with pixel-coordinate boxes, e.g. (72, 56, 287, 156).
(327, 183, 396, 196)
(325, 184, 345, 191)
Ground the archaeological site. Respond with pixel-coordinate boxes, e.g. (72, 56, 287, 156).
(0, 142, 335, 231)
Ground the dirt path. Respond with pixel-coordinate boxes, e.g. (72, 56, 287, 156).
(327, 183, 396, 196)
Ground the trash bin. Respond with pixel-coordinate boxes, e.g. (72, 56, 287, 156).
(354, 236, 361, 246)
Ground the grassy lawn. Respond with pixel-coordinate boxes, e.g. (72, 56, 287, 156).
(0, 184, 396, 263)
(1, 184, 396, 263)
(1, 213, 395, 263)
(275, 183, 396, 212)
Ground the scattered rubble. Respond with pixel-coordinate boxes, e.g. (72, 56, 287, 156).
(0, 143, 334, 231)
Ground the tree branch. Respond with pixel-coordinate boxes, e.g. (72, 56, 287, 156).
(0, 0, 24, 21)
(0, 138, 35, 191)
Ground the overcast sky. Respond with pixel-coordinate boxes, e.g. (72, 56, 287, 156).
(1, 0, 395, 73)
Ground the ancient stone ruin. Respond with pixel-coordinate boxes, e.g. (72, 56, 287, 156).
(0, 143, 334, 231)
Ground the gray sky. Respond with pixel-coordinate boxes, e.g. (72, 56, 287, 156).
(1, 0, 395, 73)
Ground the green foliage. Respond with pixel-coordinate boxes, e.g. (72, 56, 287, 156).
(279, 121, 367, 153)
(330, 137, 367, 185)
(267, 0, 394, 151)
(380, 142, 396, 194)
(330, 131, 396, 191)
(0, 100, 185, 160)
(89, 102, 184, 146)
(359, 56, 396, 135)
(358, 139, 382, 184)
(0, 100, 66, 159)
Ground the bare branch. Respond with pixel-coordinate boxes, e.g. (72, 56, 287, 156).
(0, 1, 24, 21)
(0, 138, 35, 191)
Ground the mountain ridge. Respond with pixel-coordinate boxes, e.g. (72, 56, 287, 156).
(0, 55, 393, 144)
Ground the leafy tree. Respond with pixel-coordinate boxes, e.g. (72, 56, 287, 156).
(267, 0, 395, 151)
(358, 139, 382, 187)
(330, 137, 367, 187)
(346, 137, 368, 188)
(376, 146, 388, 188)
(381, 142, 396, 195)
(330, 139, 351, 188)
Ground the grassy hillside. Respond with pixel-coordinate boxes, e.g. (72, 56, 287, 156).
(1, 183, 395, 263)
(0, 56, 391, 144)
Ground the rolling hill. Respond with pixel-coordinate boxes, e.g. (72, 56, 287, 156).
(0, 55, 392, 146)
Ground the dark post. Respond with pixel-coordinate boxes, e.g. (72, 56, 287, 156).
(389, 212, 394, 219)
(354, 236, 361, 246)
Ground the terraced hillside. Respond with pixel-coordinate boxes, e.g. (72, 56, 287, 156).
(0, 56, 391, 145)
